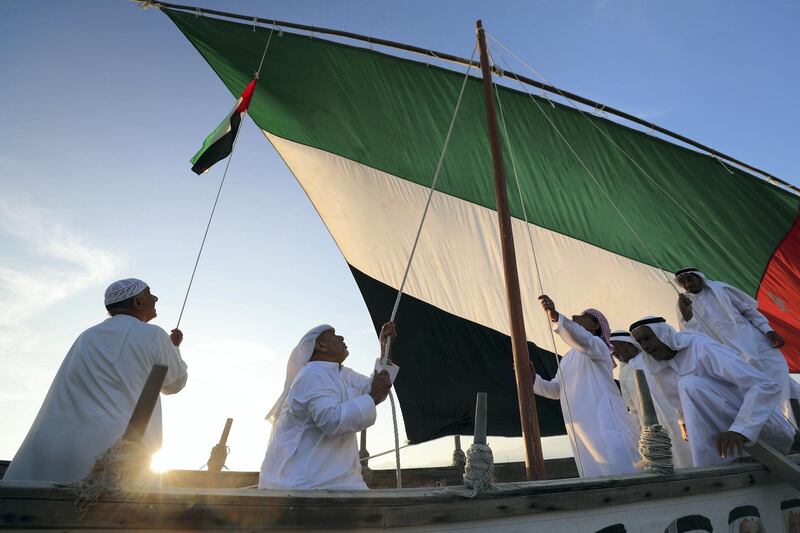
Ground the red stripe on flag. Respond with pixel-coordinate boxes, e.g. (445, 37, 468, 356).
(757, 210, 800, 372)
(235, 78, 257, 114)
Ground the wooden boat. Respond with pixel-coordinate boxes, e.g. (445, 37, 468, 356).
(2, 458, 799, 530)
(3, 2, 800, 530)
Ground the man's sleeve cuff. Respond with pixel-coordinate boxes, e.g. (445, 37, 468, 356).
(729, 423, 757, 444)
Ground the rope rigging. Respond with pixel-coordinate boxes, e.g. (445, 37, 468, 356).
(175, 25, 276, 329)
(378, 43, 479, 489)
(489, 46, 587, 476)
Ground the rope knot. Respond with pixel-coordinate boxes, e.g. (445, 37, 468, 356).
(71, 439, 156, 514)
(452, 448, 466, 470)
(463, 443, 494, 497)
(638, 424, 674, 474)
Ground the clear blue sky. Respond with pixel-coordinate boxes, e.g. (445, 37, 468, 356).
(1, 0, 798, 471)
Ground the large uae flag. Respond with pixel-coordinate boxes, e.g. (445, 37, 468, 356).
(167, 9, 800, 443)
(190, 78, 257, 174)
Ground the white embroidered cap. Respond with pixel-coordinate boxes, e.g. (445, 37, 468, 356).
(104, 278, 148, 306)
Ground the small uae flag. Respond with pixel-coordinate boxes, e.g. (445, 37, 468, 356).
(190, 78, 257, 174)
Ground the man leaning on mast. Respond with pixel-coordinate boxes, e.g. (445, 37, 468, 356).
(4, 278, 188, 482)
(259, 322, 396, 490)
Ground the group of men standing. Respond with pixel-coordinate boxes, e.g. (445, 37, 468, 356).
(2, 267, 798, 489)
(533, 267, 797, 477)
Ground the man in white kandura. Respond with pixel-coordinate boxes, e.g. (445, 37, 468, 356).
(532, 295, 640, 477)
(4, 278, 188, 482)
(630, 316, 794, 466)
(259, 322, 396, 490)
(609, 330, 692, 468)
(675, 266, 797, 423)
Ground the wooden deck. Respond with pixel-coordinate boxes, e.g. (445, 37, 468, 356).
(0, 460, 791, 530)
(1, 457, 578, 491)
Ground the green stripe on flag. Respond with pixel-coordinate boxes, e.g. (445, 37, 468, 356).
(191, 114, 232, 165)
(167, 9, 799, 295)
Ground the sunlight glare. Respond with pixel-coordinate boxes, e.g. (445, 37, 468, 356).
(150, 448, 172, 473)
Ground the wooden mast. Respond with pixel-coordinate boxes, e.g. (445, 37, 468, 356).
(475, 20, 545, 481)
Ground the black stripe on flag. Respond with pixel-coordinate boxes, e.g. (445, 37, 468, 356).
(191, 111, 243, 175)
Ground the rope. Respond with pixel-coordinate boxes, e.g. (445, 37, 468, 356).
(376, 44, 477, 490)
(380, 42, 477, 364)
(70, 439, 152, 514)
(463, 443, 494, 497)
(489, 47, 586, 477)
(387, 390, 402, 487)
(637, 424, 674, 474)
(175, 25, 275, 329)
(359, 443, 411, 462)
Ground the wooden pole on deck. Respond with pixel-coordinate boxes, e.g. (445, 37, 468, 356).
(476, 19, 545, 481)
(473, 392, 488, 445)
(359, 429, 370, 469)
(122, 364, 168, 443)
(634, 370, 659, 427)
(452, 435, 466, 470)
(207, 418, 233, 473)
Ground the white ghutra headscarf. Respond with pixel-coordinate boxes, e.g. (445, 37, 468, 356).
(727, 505, 762, 533)
(663, 514, 713, 533)
(609, 330, 642, 352)
(266, 324, 333, 424)
(629, 316, 712, 377)
(673, 267, 758, 330)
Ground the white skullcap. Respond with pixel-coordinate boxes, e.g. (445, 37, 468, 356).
(104, 278, 148, 306)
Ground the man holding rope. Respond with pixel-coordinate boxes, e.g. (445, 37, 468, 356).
(259, 322, 396, 490)
(4, 278, 188, 482)
(675, 267, 798, 423)
(532, 296, 640, 477)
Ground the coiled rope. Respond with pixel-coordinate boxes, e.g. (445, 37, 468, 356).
(638, 424, 674, 474)
(463, 443, 495, 497)
(70, 439, 152, 514)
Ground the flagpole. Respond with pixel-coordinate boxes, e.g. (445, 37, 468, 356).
(475, 19, 546, 481)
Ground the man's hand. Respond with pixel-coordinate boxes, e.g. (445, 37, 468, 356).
(716, 430, 747, 458)
(170, 328, 184, 347)
(766, 330, 785, 348)
(538, 295, 559, 323)
(369, 370, 392, 405)
(379, 321, 397, 345)
(679, 421, 688, 442)
(678, 294, 693, 321)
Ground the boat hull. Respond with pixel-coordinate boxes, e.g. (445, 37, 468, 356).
(1, 462, 797, 531)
